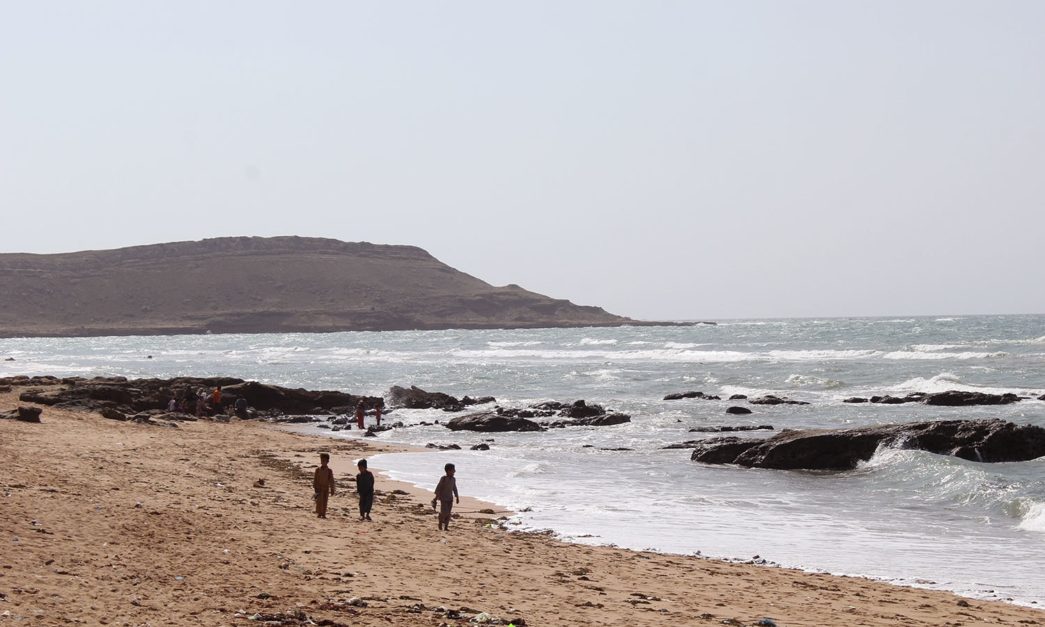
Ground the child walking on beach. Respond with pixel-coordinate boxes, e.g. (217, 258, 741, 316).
(356, 459, 375, 521)
(431, 463, 459, 531)
(313, 453, 336, 518)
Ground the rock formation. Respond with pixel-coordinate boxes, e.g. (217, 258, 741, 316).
(690, 419, 1045, 470)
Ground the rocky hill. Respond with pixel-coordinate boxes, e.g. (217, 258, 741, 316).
(0, 236, 638, 337)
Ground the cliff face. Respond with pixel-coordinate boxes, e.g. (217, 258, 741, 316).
(0, 236, 633, 337)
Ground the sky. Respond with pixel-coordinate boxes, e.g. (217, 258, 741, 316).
(2, 1, 1043, 321)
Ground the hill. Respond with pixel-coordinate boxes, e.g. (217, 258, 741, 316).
(0, 236, 639, 337)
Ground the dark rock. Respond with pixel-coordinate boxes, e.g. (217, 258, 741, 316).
(664, 391, 706, 400)
(690, 425, 773, 433)
(445, 411, 543, 432)
(728, 394, 748, 400)
(100, 407, 128, 421)
(553, 413, 631, 427)
(275, 416, 315, 424)
(923, 391, 1021, 406)
(691, 419, 1045, 469)
(0, 385, 11, 393)
(1, 406, 42, 423)
(224, 381, 375, 414)
(877, 396, 907, 405)
(388, 385, 462, 410)
(726, 406, 752, 415)
(559, 400, 605, 418)
(691, 436, 762, 463)
(843, 397, 868, 403)
(749, 395, 809, 405)
(425, 442, 460, 450)
(531, 401, 568, 411)
(470, 443, 490, 451)
(663, 440, 704, 450)
(461, 395, 496, 406)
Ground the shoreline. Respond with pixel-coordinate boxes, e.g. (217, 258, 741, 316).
(293, 422, 1045, 610)
(4, 388, 1045, 625)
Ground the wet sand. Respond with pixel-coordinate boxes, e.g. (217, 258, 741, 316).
(2, 389, 1043, 626)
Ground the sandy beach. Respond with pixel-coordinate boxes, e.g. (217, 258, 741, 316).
(2, 387, 1043, 627)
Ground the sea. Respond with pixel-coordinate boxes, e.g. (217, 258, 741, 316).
(2, 314, 1044, 606)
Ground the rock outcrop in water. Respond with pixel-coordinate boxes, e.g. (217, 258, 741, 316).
(8, 375, 381, 418)
(842, 391, 1021, 406)
(690, 419, 1045, 470)
(386, 385, 494, 412)
(444, 411, 544, 432)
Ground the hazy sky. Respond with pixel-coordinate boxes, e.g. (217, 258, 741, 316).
(2, 2, 1043, 320)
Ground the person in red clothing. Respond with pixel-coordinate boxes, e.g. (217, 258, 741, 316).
(210, 386, 223, 414)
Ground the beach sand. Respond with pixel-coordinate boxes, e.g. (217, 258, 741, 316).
(2, 387, 1043, 626)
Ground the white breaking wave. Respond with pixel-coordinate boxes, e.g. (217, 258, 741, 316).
(785, 374, 845, 389)
(664, 342, 705, 349)
(767, 349, 881, 360)
(892, 373, 1039, 396)
(1018, 501, 1045, 533)
(578, 338, 619, 346)
(487, 341, 544, 347)
(883, 351, 1008, 360)
(910, 344, 964, 352)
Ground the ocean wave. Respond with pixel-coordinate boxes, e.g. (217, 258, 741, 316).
(664, 342, 705, 349)
(767, 349, 881, 361)
(859, 446, 1043, 526)
(891, 373, 1034, 396)
(1017, 501, 1045, 533)
(785, 374, 845, 389)
(883, 351, 1008, 361)
(487, 340, 544, 347)
(578, 338, 619, 346)
(910, 344, 964, 352)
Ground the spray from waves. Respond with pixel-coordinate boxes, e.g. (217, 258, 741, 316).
(858, 445, 1045, 532)
(1017, 501, 1045, 532)
(785, 374, 845, 389)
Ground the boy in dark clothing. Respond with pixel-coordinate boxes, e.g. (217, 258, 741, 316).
(313, 453, 336, 518)
(431, 463, 459, 531)
(355, 459, 375, 521)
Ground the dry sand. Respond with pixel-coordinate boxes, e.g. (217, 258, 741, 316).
(2, 388, 1043, 626)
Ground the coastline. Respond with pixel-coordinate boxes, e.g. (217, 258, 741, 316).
(4, 389, 1045, 625)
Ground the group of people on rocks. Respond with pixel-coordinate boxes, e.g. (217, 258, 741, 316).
(313, 453, 459, 530)
(166, 385, 249, 419)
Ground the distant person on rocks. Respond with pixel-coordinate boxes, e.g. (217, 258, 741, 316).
(195, 389, 208, 418)
(355, 400, 365, 430)
(210, 386, 223, 413)
(432, 463, 459, 531)
(167, 397, 178, 412)
(355, 459, 375, 521)
(313, 453, 336, 519)
(375, 402, 382, 427)
(234, 396, 248, 419)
